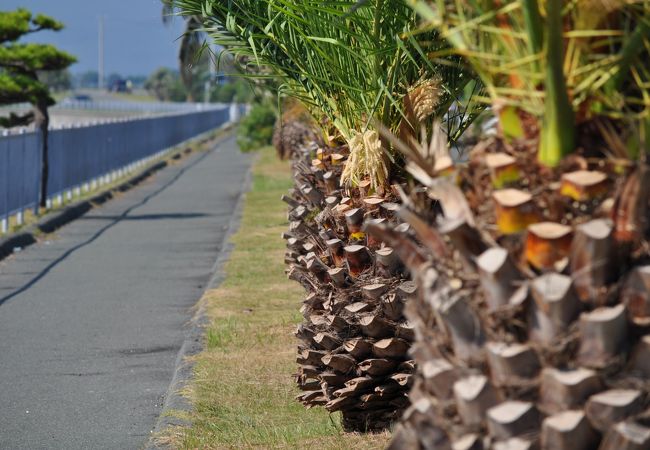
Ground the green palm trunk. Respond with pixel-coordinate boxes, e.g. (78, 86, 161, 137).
(538, 0, 575, 167)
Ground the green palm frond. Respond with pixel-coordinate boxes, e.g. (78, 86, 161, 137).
(173, 0, 481, 186)
(409, 0, 650, 163)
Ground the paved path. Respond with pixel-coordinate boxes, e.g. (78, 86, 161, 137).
(0, 137, 251, 450)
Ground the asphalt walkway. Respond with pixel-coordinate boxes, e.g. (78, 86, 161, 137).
(0, 136, 251, 449)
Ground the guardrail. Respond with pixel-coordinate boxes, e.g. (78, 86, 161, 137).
(0, 104, 240, 233)
(1, 100, 226, 116)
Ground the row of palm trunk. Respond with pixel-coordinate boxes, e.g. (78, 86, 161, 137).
(280, 114, 650, 449)
(174, 0, 650, 447)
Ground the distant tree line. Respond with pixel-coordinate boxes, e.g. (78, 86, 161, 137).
(36, 69, 148, 91)
(37, 65, 254, 104)
(143, 66, 254, 103)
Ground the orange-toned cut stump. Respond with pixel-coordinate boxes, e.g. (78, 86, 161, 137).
(486, 153, 520, 188)
(326, 238, 345, 267)
(559, 170, 608, 201)
(344, 245, 372, 277)
(330, 153, 345, 166)
(493, 189, 538, 235)
(312, 158, 326, 170)
(364, 218, 385, 249)
(345, 207, 365, 236)
(525, 222, 572, 270)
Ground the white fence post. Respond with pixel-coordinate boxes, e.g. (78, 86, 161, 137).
(229, 102, 240, 123)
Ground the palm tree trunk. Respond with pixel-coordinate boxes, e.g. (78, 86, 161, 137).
(538, 0, 575, 167)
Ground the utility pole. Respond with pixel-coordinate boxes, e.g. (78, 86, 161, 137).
(98, 16, 104, 90)
(204, 44, 216, 104)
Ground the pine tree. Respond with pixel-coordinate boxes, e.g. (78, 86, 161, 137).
(0, 8, 76, 207)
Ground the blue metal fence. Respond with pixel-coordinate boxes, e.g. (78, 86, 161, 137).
(0, 106, 233, 231)
(0, 132, 41, 224)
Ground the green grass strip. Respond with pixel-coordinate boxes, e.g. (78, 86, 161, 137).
(157, 146, 390, 449)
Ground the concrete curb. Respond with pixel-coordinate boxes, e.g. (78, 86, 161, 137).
(0, 128, 234, 263)
(144, 154, 253, 450)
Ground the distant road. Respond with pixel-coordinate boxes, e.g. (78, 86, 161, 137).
(0, 137, 251, 449)
(1, 91, 225, 130)
(0, 103, 144, 129)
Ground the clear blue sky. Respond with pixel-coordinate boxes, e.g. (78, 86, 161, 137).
(3, 0, 186, 76)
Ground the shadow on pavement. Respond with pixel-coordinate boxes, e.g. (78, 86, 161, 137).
(0, 144, 219, 308)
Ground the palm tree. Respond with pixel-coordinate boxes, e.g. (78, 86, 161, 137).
(161, 1, 203, 102)
(175, 0, 479, 186)
(172, 0, 480, 432)
(368, 1, 650, 448)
